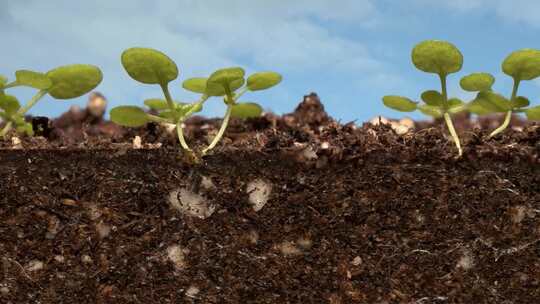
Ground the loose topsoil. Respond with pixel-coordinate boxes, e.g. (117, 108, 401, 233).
(1, 94, 539, 303)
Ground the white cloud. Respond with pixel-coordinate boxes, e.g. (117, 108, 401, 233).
(0, 0, 392, 117)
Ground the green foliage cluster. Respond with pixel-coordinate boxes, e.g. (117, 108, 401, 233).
(0, 65, 102, 137)
(383, 40, 540, 156)
(110, 47, 281, 155)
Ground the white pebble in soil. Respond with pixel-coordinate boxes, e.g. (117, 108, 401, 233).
(247, 179, 272, 212)
(96, 222, 111, 239)
(168, 188, 215, 219)
(26, 260, 44, 272)
(167, 245, 187, 270)
(185, 285, 200, 298)
(456, 249, 475, 271)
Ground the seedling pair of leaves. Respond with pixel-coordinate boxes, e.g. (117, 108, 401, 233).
(466, 49, 540, 137)
(111, 47, 281, 155)
(0, 65, 103, 138)
(383, 40, 466, 156)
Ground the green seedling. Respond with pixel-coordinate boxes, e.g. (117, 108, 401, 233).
(0, 65, 103, 138)
(110, 47, 281, 155)
(382, 40, 466, 156)
(467, 49, 540, 137)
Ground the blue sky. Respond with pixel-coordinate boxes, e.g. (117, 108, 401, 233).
(2, 0, 540, 122)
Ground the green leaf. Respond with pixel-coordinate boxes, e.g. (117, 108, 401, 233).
(502, 49, 540, 80)
(525, 105, 540, 120)
(0, 75, 7, 88)
(382, 96, 417, 112)
(247, 72, 282, 91)
(207, 67, 245, 96)
(231, 102, 263, 119)
(512, 96, 530, 109)
(182, 77, 208, 94)
(420, 90, 444, 106)
(16, 122, 34, 136)
(121, 47, 178, 85)
(411, 40, 463, 75)
(471, 91, 511, 113)
(46, 64, 103, 99)
(158, 110, 178, 120)
(418, 104, 443, 118)
(110, 106, 149, 127)
(0, 94, 20, 115)
(144, 98, 169, 111)
(181, 102, 202, 114)
(15, 70, 52, 90)
(459, 73, 495, 92)
(447, 98, 466, 114)
(468, 101, 496, 115)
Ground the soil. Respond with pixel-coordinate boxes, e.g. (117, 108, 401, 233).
(1, 93, 539, 303)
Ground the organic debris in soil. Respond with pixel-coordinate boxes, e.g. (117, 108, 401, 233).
(0, 93, 539, 303)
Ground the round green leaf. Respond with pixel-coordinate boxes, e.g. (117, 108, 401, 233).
(15, 70, 52, 90)
(247, 72, 282, 91)
(110, 106, 149, 127)
(144, 98, 169, 111)
(46, 64, 103, 99)
(121, 47, 178, 85)
(525, 105, 540, 120)
(420, 90, 444, 106)
(382, 96, 417, 112)
(0, 94, 20, 115)
(502, 49, 540, 80)
(182, 77, 208, 94)
(207, 67, 245, 95)
(512, 96, 530, 109)
(459, 73, 495, 92)
(470, 91, 511, 113)
(411, 40, 463, 75)
(231, 102, 263, 119)
(418, 104, 443, 118)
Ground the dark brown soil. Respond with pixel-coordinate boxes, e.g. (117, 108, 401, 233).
(1, 94, 539, 303)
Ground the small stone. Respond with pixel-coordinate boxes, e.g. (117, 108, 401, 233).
(185, 285, 200, 298)
(369, 116, 389, 126)
(26, 260, 44, 272)
(0, 286, 9, 295)
(82, 255, 93, 264)
(11, 137, 22, 149)
(168, 188, 215, 219)
(167, 245, 187, 270)
(54, 255, 65, 263)
(320, 141, 330, 149)
(276, 241, 302, 256)
(96, 222, 111, 239)
(456, 249, 474, 270)
(200, 176, 216, 190)
(62, 198, 78, 206)
(247, 179, 272, 212)
(133, 136, 142, 149)
(352, 256, 363, 266)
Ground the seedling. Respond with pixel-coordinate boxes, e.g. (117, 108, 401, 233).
(467, 49, 540, 137)
(0, 65, 103, 138)
(110, 47, 281, 155)
(382, 40, 467, 156)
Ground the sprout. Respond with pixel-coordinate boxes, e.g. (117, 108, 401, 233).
(111, 47, 281, 156)
(0, 65, 102, 138)
(469, 49, 540, 137)
(382, 40, 465, 156)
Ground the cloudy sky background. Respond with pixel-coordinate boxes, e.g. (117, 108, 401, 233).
(2, 0, 540, 122)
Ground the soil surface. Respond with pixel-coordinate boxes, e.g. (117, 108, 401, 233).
(1, 94, 539, 303)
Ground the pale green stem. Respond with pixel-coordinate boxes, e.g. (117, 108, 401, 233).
(202, 102, 233, 155)
(489, 78, 520, 138)
(176, 119, 192, 151)
(0, 89, 47, 138)
(444, 112, 462, 156)
(439, 74, 462, 156)
(233, 86, 249, 101)
(146, 113, 171, 124)
(160, 83, 176, 115)
(2, 82, 20, 89)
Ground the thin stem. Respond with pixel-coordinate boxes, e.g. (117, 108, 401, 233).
(444, 112, 462, 156)
(233, 86, 249, 102)
(0, 89, 47, 138)
(160, 83, 176, 116)
(146, 113, 172, 124)
(176, 120, 192, 151)
(3, 82, 20, 89)
(439, 74, 462, 156)
(489, 78, 520, 138)
(202, 102, 233, 155)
